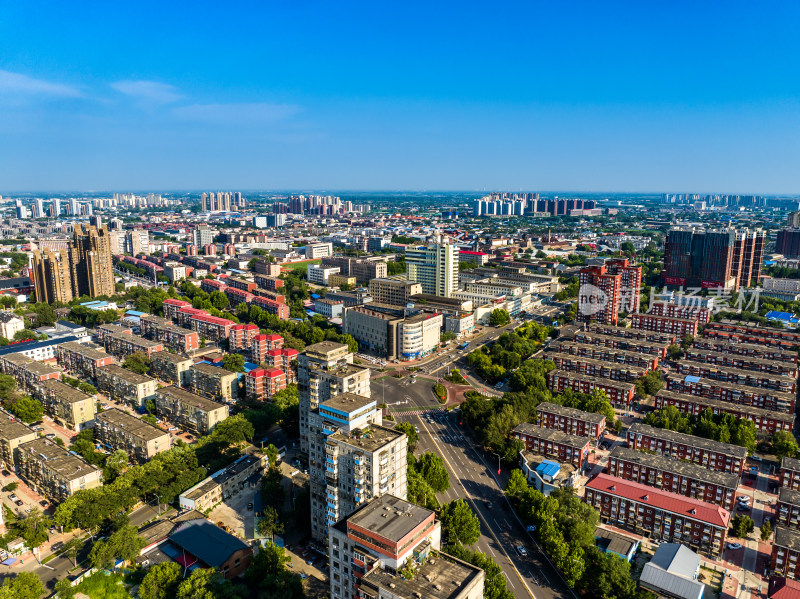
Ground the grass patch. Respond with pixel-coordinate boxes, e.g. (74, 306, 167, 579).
(433, 383, 447, 403)
(282, 259, 320, 272)
(74, 571, 131, 599)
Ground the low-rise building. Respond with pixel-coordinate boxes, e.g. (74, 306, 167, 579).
(546, 370, 636, 406)
(104, 331, 164, 360)
(674, 361, 796, 394)
(584, 473, 730, 556)
(536, 402, 605, 441)
(550, 340, 660, 370)
(705, 321, 800, 348)
(313, 298, 344, 319)
(307, 264, 340, 285)
(189, 362, 239, 404)
(639, 543, 706, 599)
(0, 417, 36, 468)
(0, 352, 61, 392)
(96, 364, 158, 408)
(654, 389, 794, 434)
(519, 453, 578, 496)
(245, 367, 286, 401)
(0, 311, 25, 340)
(777, 487, 800, 531)
(150, 351, 194, 386)
(684, 347, 798, 378)
(547, 353, 647, 381)
(154, 385, 229, 435)
(327, 274, 356, 288)
(35, 379, 96, 431)
(16, 437, 103, 501)
(665, 374, 795, 414)
(367, 278, 423, 305)
(511, 423, 590, 468)
(607, 446, 738, 511)
(781, 457, 800, 492)
(630, 313, 699, 339)
(96, 323, 134, 342)
(56, 341, 116, 380)
(95, 408, 171, 463)
(572, 330, 669, 359)
(772, 526, 800, 579)
(179, 453, 266, 511)
(167, 518, 253, 579)
(691, 338, 797, 364)
(626, 422, 747, 476)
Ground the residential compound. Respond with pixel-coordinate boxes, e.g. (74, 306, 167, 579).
(95, 408, 171, 463)
(0, 352, 62, 392)
(96, 364, 158, 408)
(153, 385, 229, 435)
(140, 314, 200, 353)
(189, 362, 239, 404)
(56, 341, 116, 380)
(576, 258, 642, 325)
(16, 437, 103, 501)
(536, 402, 605, 441)
(329, 495, 484, 599)
(34, 379, 96, 431)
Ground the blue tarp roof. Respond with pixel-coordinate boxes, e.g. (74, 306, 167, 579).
(1, 558, 17, 566)
(766, 311, 800, 323)
(684, 375, 701, 383)
(310, 293, 321, 299)
(125, 310, 147, 317)
(535, 460, 561, 478)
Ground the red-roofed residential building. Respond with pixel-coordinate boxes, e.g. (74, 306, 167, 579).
(230, 324, 259, 351)
(584, 473, 730, 556)
(251, 334, 283, 363)
(251, 295, 289, 320)
(769, 577, 800, 599)
(245, 367, 287, 401)
(163, 298, 192, 321)
(200, 279, 227, 294)
(175, 307, 235, 342)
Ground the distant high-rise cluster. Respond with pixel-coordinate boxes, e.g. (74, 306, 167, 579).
(31, 224, 115, 303)
(200, 192, 244, 212)
(110, 193, 176, 209)
(271, 195, 369, 216)
(472, 193, 598, 217)
(663, 227, 765, 291)
(662, 193, 766, 209)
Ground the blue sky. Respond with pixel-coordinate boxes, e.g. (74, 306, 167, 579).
(0, 1, 798, 193)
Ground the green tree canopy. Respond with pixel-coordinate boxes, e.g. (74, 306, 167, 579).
(0, 572, 45, 599)
(122, 351, 151, 375)
(772, 431, 799, 459)
(140, 562, 182, 599)
(440, 499, 481, 545)
(417, 452, 449, 493)
(394, 422, 419, 452)
(222, 353, 246, 373)
(489, 309, 511, 327)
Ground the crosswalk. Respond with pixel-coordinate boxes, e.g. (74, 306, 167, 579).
(396, 408, 447, 416)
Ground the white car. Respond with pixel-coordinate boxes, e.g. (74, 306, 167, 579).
(515, 545, 528, 557)
(737, 496, 751, 504)
(727, 543, 743, 550)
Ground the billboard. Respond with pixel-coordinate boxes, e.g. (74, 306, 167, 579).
(664, 277, 686, 286)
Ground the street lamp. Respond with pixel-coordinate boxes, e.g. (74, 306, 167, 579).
(153, 493, 164, 515)
(491, 452, 501, 475)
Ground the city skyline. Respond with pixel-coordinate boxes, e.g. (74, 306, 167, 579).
(1, 2, 799, 193)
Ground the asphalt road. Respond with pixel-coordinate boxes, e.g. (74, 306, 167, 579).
(395, 410, 575, 599)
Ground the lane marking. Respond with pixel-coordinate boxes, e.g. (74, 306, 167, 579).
(417, 417, 537, 599)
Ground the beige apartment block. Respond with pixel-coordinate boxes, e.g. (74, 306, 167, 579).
(35, 379, 96, 431)
(0, 417, 37, 469)
(150, 351, 194, 386)
(95, 408, 171, 463)
(96, 364, 159, 408)
(154, 385, 229, 435)
(16, 437, 103, 502)
(189, 362, 239, 404)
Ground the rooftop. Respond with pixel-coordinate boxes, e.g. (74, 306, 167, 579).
(18, 437, 101, 481)
(97, 363, 155, 385)
(595, 527, 639, 557)
(609, 446, 739, 488)
(331, 424, 405, 453)
(346, 494, 433, 543)
(109, 332, 163, 348)
(305, 340, 349, 357)
(168, 519, 250, 568)
(0, 418, 35, 442)
(547, 352, 647, 375)
(627, 422, 747, 459)
(776, 526, 800, 551)
(58, 341, 110, 360)
(779, 486, 800, 506)
(586, 474, 730, 528)
(547, 369, 636, 391)
(191, 361, 237, 378)
(783, 457, 800, 472)
(151, 350, 193, 365)
(512, 423, 591, 449)
(360, 552, 484, 599)
(655, 390, 795, 422)
(0, 335, 81, 358)
(40, 379, 93, 404)
(537, 401, 606, 424)
(155, 385, 227, 412)
(97, 408, 169, 442)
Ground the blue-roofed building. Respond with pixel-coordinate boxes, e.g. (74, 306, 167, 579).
(520, 452, 579, 496)
(767, 311, 800, 325)
(684, 375, 701, 384)
(80, 300, 119, 311)
(0, 334, 89, 361)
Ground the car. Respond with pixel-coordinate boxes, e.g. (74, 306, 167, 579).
(737, 505, 750, 511)
(45, 433, 56, 440)
(485, 501, 493, 510)
(39, 500, 48, 507)
(526, 525, 537, 532)
(737, 496, 751, 504)
(727, 543, 743, 550)
(9, 494, 18, 501)
(247, 503, 253, 511)
(300, 573, 308, 580)
(515, 545, 528, 556)
(307, 558, 316, 566)
(52, 541, 64, 552)
(14, 499, 23, 507)
(1, 470, 9, 477)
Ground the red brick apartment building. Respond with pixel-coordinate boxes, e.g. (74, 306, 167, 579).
(511, 423, 591, 468)
(139, 314, 200, 353)
(224, 286, 254, 308)
(550, 340, 659, 370)
(547, 370, 636, 405)
(607, 446, 739, 511)
(163, 298, 192, 321)
(56, 341, 116, 380)
(96, 323, 134, 343)
(781, 457, 800, 491)
(536, 402, 606, 441)
(229, 324, 260, 351)
(772, 527, 800, 579)
(252, 288, 287, 305)
(683, 347, 799, 377)
(266, 348, 298, 381)
(704, 321, 800, 349)
(254, 274, 284, 291)
(572, 330, 669, 359)
(226, 277, 257, 293)
(576, 259, 641, 325)
(250, 295, 289, 319)
(675, 361, 797, 394)
(626, 423, 748, 476)
(777, 488, 800, 530)
(547, 353, 646, 382)
(200, 278, 227, 294)
(630, 313, 699, 339)
(589, 323, 676, 345)
(654, 390, 794, 434)
(584, 473, 730, 556)
(691, 339, 797, 364)
(647, 302, 711, 324)
(174, 307, 235, 342)
(665, 374, 795, 413)
(245, 367, 287, 401)
(251, 333, 283, 363)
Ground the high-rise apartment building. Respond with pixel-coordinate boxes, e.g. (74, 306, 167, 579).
(69, 224, 116, 298)
(664, 227, 765, 291)
(308, 393, 407, 541)
(31, 248, 73, 303)
(297, 342, 370, 454)
(405, 243, 458, 297)
(193, 225, 214, 247)
(577, 258, 642, 325)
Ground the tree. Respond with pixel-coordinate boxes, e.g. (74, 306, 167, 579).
(0, 572, 45, 599)
(7, 396, 44, 423)
(440, 499, 481, 545)
(62, 536, 82, 567)
(105, 450, 129, 479)
(2, 481, 18, 493)
(666, 344, 683, 360)
(212, 414, 255, 444)
(222, 353, 246, 373)
(245, 541, 304, 599)
(54, 578, 76, 599)
(489, 309, 511, 327)
(417, 452, 449, 493)
(140, 562, 182, 599)
(761, 519, 773, 541)
(732, 515, 755, 538)
(177, 567, 219, 599)
(505, 469, 529, 498)
(440, 331, 457, 343)
(260, 466, 286, 511)
(620, 241, 636, 254)
(257, 505, 284, 539)
(122, 351, 151, 375)
(89, 524, 146, 568)
(394, 422, 419, 452)
(209, 290, 230, 310)
(772, 431, 799, 459)
(17, 508, 51, 548)
(13, 329, 37, 341)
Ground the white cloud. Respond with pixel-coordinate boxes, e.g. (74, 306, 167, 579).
(173, 102, 299, 124)
(111, 80, 183, 104)
(0, 69, 82, 97)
